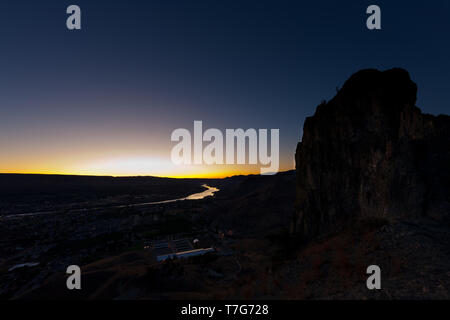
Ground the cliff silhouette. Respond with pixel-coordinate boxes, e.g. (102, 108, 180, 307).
(293, 68, 450, 241)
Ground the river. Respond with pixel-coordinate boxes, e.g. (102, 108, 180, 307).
(2, 184, 219, 219)
(121, 184, 219, 206)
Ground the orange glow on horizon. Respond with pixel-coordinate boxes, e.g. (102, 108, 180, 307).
(0, 157, 274, 178)
(1, 153, 293, 179)
(0, 169, 265, 179)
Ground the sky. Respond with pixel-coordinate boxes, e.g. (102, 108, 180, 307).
(0, 0, 449, 178)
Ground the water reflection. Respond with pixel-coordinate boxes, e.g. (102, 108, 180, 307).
(3, 184, 220, 219)
(144, 184, 219, 204)
(185, 185, 219, 200)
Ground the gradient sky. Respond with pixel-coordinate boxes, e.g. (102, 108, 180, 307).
(1, 1, 449, 177)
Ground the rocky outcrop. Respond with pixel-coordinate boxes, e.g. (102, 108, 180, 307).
(292, 68, 450, 241)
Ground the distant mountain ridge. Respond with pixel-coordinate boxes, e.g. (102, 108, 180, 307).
(292, 68, 450, 241)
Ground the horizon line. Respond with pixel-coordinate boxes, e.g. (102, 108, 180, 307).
(0, 170, 295, 179)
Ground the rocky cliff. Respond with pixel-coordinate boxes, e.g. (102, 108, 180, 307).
(292, 68, 450, 241)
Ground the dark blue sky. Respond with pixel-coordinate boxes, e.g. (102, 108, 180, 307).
(1, 1, 449, 176)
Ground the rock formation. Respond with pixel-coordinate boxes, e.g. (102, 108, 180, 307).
(292, 68, 450, 241)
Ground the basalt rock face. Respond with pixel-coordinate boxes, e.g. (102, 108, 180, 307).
(292, 68, 450, 241)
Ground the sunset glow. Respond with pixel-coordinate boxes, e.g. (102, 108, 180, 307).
(0, 155, 271, 179)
